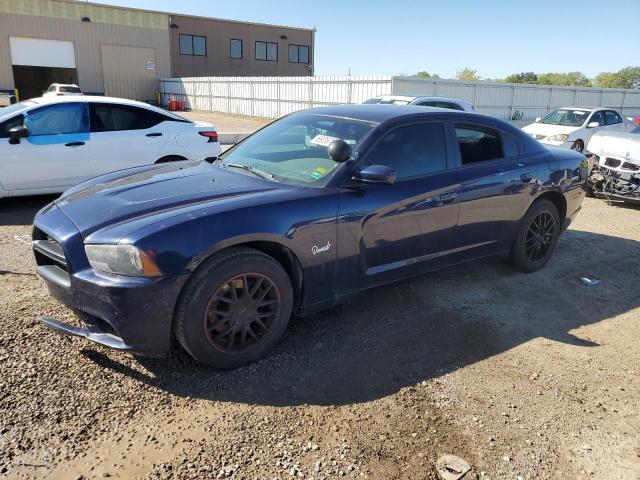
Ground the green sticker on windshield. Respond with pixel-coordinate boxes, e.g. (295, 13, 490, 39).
(311, 166, 327, 180)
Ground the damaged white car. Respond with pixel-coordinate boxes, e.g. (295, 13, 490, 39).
(586, 125, 640, 204)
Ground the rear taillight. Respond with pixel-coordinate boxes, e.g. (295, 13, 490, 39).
(199, 131, 218, 143)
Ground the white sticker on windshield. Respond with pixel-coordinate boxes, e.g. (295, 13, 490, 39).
(310, 134, 340, 147)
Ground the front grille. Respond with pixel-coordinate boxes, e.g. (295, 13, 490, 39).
(32, 227, 71, 287)
(604, 158, 622, 168)
(621, 162, 639, 172)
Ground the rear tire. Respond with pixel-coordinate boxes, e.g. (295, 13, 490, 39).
(174, 247, 293, 369)
(509, 199, 561, 273)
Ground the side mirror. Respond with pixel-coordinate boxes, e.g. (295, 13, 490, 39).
(587, 121, 600, 129)
(535, 117, 541, 123)
(328, 139, 351, 163)
(8, 125, 28, 145)
(353, 164, 396, 185)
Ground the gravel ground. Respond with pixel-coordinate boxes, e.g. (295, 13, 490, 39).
(0, 196, 639, 480)
(178, 111, 271, 133)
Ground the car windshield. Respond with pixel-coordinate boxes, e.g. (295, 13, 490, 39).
(0, 100, 36, 118)
(539, 109, 589, 127)
(363, 98, 382, 104)
(363, 98, 411, 105)
(60, 86, 81, 93)
(631, 125, 640, 134)
(219, 113, 376, 187)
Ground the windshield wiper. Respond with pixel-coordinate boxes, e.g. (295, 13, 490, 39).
(223, 163, 279, 182)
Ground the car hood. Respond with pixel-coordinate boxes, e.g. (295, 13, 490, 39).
(588, 132, 640, 160)
(522, 123, 579, 138)
(55, 161, 282, 238)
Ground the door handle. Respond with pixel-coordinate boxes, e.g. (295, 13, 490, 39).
(439, 191, 457, 203)
(64, 141, 85, 147)
(146, 132, 162, 137)
(520, 173, 533, 183)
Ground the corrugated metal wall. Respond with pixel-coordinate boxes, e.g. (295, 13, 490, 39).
(160, 76, 393, 117)
(161, 76, 640, 120)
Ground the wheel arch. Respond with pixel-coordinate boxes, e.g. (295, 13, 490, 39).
(533, 190, 567, 223)
(186, 238, 305, 315)
(155, 154, 188, 163)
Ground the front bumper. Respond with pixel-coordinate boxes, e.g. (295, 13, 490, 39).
(34, 204, 188, 357)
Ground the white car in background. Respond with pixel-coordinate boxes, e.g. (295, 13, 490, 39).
(363, 95, 475, 112)
(43, 83, 83, 97)
(586, 124, 640, 203)
(522, 107, 632, 153)
(0, 96, 221, 198)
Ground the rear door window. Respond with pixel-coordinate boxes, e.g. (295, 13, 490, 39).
(604, 111, 622, 125)
(363, 122, 448, 179)
(455, 125, 504, 165)
(90, 104, 170, 132)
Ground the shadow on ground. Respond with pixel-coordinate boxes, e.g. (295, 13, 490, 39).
(76, 226, 640, 407)
(0, 195, 57, 226)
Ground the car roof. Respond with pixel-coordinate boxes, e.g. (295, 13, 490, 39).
(27, 95, 188, 120)
(412, 96, 470, 104)
(301, 104, 479, 123)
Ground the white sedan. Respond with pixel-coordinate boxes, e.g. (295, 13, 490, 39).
(522, 107, 632, 153)
(0, 96, 221, 198)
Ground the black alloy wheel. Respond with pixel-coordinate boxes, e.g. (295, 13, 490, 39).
(204, 273, 281, 354)
(524, 211, 556, 262)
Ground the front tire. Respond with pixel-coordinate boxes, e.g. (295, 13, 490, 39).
(174, 247, 293, 369)
(509, 199, 561, 273)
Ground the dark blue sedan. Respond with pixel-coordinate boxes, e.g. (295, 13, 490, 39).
(33, 105, 586, 368)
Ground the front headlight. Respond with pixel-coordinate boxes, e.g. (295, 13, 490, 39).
(85, 244, 162, 277)
(546, 134, 569, 142)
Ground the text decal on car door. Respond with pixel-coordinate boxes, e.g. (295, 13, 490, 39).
(311, 241, 332, 255)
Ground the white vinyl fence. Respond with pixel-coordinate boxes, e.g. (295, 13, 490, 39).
(160, 75, 640, 121)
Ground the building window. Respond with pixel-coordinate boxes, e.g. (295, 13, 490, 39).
(255, 41, 278, 61)
(179, 34, 206, 56)
(288, 44, 309, 64)
(230, 39, 242, 59)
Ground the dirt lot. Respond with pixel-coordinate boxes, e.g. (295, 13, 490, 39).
(179, 111, 271, 133)
(0, 196, 639, 480)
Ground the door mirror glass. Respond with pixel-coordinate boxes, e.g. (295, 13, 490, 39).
(353, 164, 396, 185)
(587, 121, 600, 129)
(327, 139, 352, 163)
(8, 125, 28, 144)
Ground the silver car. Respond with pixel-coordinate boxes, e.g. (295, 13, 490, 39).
(363, 95, 475, 112)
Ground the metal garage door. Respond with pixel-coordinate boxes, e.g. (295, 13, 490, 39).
(101, 45, 157, 102)
(10, 37, 77, 69)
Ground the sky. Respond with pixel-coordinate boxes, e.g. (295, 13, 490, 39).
(97, 0, 639, 79)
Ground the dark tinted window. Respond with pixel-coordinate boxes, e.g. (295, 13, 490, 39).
(419, 101, 462, 110)
(230, 39, 242, 59)
(590, 111, 604, 126)
(90, 104, 169, 132)
(179, 34, 206, 56)
(60, 86, 81, 93)
(256, 41, 277, 61)
(455, 126, 504, 164)
(0, 115, 23, 138)
(288, 44, 309, 63)
(604, 111, 622, 125)
(363, 123, 447, 179)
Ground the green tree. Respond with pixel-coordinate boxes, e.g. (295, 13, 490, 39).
(595, 67, 640, 89)
(504, 72, 538, 84)
(537, 72, 591, 87)
(456, 67, 480, 81)
(414, 71, 441, 79)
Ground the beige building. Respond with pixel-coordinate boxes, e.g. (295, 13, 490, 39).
(0, 0, 314, 102)
(168, 14, 314, 78)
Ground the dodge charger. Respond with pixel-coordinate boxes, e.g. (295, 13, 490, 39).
(33, 105, 586, 368)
